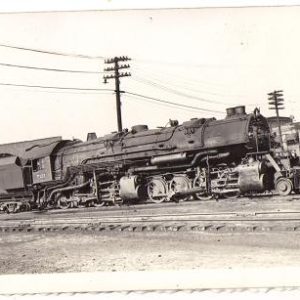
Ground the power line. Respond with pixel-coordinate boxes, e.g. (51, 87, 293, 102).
(132, 73, 244, 98)
(133, 76, 222, 98)
(0, 82, 114, 91)
(124, 94, 204, 113)
(131, 64, 229, 89)
(124, 91, 223, 114)
(131, 77, 230, 105)
(0, 80, 222, 113)
(133, 58, 261, 72)
(133, 58, 233, 69)
(0, 61, 102, 74)
(19, 89, 114, 96)
(131, 71, 262, 106)
(0, 43, 104, 59)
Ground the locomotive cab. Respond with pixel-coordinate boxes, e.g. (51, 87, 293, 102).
(31, 156, 53, 183)
(23, 140, 63, 184)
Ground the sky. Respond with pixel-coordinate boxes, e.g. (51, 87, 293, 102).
(0, 1, 299, 143)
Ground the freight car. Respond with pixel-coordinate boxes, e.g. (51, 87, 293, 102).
(0, 105, 298, 213)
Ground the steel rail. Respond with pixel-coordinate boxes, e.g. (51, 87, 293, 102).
(3, 209, 300, 222)
(2, 210, 300, 233)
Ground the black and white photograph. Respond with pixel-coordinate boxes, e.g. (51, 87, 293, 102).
(1, 0, 300, 296)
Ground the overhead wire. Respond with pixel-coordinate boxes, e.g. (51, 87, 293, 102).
(17, 89, 114, 96)
(0, 81, 219, 113)
(0, 80, 224, 113)
(132, 76, 221, 97)
(0, 82, 114, 92)
(131, 63, 230, 89)
(131, 77, 232, 105)
(132, 71, 245, 98)
(0, 43, 254, 109)
(0, 80, 219, 113)
(0, 43, 105, 59)
(124, 91, 223, 114)
(124, 93, 204, 114)
(0, 43, 244, 95)
(131, 65, 259, 105)
(132, 58, 234, 69)
(0, 58, 248, 103)
(0, 61, 102, 74)
(0, 56, 246, 105)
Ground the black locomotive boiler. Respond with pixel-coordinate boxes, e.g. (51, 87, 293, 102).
(0, 104, 295, 212)
(6, 105, 272, 208)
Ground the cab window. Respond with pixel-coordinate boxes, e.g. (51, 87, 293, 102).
(32, 158, 45, 172)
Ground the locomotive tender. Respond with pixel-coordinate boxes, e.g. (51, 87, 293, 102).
(0, 105, 297, 212)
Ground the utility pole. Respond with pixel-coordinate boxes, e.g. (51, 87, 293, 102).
(103, 56, 131, 132)
(268, 90, 285, 149)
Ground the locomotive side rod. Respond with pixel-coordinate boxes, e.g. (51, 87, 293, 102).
(149, 187, 205, 199)
(174, 188, 239, 198)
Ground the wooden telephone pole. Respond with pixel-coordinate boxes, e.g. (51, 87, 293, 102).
(103, 56, 131, 132)
(268, 90, 284, 148)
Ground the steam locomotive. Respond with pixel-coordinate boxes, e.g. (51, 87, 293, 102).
(0, 105, 298, 213)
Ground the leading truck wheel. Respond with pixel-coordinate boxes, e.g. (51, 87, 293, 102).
(276, 178, 293, 196)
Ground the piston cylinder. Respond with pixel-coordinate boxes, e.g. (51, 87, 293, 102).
(119, 175, 142, 200)
(237, 161, 266, 193)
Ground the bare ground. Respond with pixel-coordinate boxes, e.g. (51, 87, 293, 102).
(1, 231, 300, 274)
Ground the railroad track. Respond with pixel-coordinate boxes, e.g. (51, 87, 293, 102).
(2, 193, 300, 219)
(2, 210, 300, 233)
(1, 192, 299, 216)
